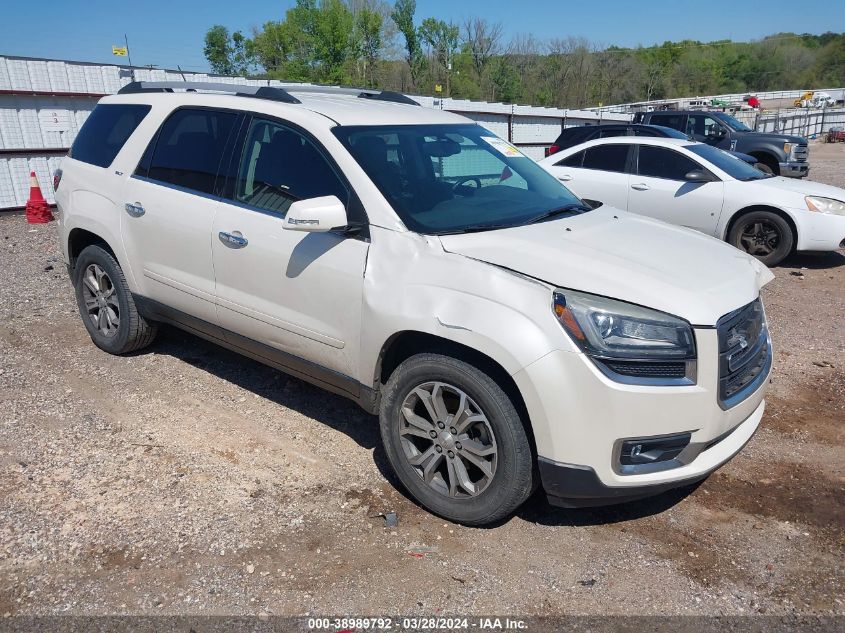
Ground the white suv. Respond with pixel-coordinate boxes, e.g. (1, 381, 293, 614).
(55, 82, 774, 525)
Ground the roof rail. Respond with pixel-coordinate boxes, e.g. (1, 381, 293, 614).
(117, 81, 301, 104)
(117, 81, 420, 107)
(279, 85, 419, 106)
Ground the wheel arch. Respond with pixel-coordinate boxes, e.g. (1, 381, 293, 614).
(374, 330, 538, 454)
(747, 151, 779, 174)
(67, 228, 117, 271)
(723, 204, 799, 250)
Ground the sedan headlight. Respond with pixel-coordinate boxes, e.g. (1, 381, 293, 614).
(553, 289, 696, 384)
(805, 196, 845, 216)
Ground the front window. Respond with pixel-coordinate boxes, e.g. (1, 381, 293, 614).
(333, 124, 587, 234)
(685, 144, 769, 181)
(714, 113, 752, 132)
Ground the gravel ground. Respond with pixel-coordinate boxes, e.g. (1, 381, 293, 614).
(0, 145, 843, 618)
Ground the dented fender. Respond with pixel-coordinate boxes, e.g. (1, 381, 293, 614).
(357, 226, 577, 387)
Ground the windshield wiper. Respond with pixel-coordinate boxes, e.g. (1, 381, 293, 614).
(441, 223, 518, 234)
(524, 203, 592, 225)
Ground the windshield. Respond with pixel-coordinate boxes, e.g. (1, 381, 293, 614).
(333, 124, 587, 234)
(714, 113, 752, 132)
(685, 143, 770, 180)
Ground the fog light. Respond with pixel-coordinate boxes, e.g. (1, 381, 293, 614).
(619, 432, 691, 467)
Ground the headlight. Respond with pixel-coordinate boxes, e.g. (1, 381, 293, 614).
(552, 289, 696, 384)
(806, 196, 845, 216)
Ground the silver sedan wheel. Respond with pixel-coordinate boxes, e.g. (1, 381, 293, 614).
(399, 382, 498, 499)
(81, 263, 120, 337)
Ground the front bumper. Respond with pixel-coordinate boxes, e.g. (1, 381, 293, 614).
(513, 325, 771, 506)
(539, 398, 764, 507)
(779, 161, 809, 178)
(789, 207, 845, 251)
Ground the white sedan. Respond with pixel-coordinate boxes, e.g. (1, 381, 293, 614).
(538, 137, 845, 266)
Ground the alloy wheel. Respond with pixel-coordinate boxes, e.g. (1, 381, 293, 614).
(398, 382, 498, 499)
(81, 263, 120, 337)
(739, 220, 780, 256)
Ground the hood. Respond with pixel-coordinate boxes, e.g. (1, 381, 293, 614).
(742, 175, 845, 203)
(741, 132, 806, 144)
(439, 207, 774, 326)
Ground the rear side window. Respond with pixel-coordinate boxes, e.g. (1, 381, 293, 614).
(637, 145, 702, 180)
(143, 108, 238, 195)
(70, 104, 151, 168)
(648, 113, 686, 132)
(582, 144, 630, 173)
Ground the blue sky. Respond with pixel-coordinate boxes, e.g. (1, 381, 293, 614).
(1, 0, 842, 71)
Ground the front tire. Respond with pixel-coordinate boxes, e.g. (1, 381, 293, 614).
(727, 210, 794, 266)
(73, 245, 158, 354)
(379, 353, 534, 525)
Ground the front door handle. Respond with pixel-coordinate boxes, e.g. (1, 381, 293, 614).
(124, 202, 145, 217)
(218, 231, 248, 248)
(557, 174, 573, 182)
(631, 183, 650, 191)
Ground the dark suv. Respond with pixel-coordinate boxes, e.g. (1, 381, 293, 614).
(633, 110, 808, 178)
(547, 123, 758, 167)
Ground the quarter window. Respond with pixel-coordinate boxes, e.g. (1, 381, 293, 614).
(144, 108, 238, 195)
(234, 118, 348, 215)
(70, 104, 151, 168)
(637, 145, 702, 180)
(581, 144, 630, 173)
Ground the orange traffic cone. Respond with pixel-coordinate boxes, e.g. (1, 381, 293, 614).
(25, 171, 54, 224)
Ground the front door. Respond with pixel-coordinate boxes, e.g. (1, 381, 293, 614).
(211, 116, 369, 378)
(687, 113, 733, 151)
(121, 107, 240, 323)
(627, 144, 724, 236)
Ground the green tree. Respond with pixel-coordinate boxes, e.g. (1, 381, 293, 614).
(420, 18, 459, 95)
(391, 0, 425, 89)
(353, 6, 384, 87)
(203, 25, 254, 76)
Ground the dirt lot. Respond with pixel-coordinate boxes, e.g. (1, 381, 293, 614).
(0, 143, 843, 618)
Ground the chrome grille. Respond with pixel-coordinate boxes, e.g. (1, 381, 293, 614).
(793, 144, 809, 163)
(717, 299, 771, 409)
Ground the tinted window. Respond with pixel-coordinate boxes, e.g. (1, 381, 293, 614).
(637, 145, 702, 180)
(582, 144, 629, 172)
(234, 118, 347, 215)
(145, 108, 238, 194)
(556, 150, 584, 167)
(648, 113, 686, 132)
(70, 104, 150, 168)
(598, 128, 628, 138)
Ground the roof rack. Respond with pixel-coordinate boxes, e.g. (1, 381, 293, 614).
(117, 81, 301, 104)
(117, 81, 420, 107)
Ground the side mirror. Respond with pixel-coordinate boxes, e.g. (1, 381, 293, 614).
(283, 196, 348, 233)
(684, 169, 713, 183)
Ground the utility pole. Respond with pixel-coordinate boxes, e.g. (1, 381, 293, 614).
(124, 34, 133, 67)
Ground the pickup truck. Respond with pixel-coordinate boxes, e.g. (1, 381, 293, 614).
(633, 110, 809, 178)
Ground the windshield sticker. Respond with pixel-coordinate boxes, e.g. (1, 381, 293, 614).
(482, 136, 525, 158)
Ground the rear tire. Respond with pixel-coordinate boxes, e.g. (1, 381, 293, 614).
(379, 353, 534, 525)
(73, 245, 158, 354)
(727, 211, 794, 267)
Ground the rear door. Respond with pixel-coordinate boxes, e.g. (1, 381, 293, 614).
(121, 107, 240, 324)
(544, 143, 632, 210)
(211, 115, 369, 377)
(646, 112, 688, 133)
(627, 144, 724, 235)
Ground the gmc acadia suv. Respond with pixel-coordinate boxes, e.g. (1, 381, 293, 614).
(55, 81, 774, 525)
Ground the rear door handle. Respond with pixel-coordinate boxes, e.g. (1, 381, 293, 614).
(124, 202, 145, 217)
(631, 183, 650, 191)
(218, 231, 248, 248)
(557, 174, 573, 181)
